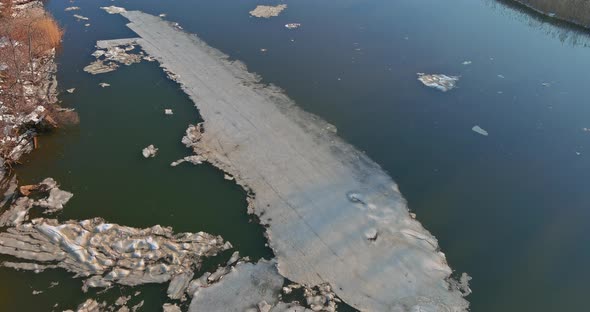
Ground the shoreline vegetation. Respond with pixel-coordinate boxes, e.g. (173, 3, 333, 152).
(0, 0, 77, 195)
(509, 0, 590, 28)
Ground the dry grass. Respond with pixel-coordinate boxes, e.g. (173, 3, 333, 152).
(515, 0, 590, 26)
(32, 17, 62, 50)
(6, 14, 63, 56)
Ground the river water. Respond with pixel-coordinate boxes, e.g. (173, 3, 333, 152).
(1, 0, 589, 311)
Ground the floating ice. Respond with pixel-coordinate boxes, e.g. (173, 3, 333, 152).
(101, 6, 126, 14)
(417, 73, 459, 92)
(285, 23, 301, 29)
(472, 125, 489, 136)
(249, 5, 287, 18)
(142, 144, 158, 158)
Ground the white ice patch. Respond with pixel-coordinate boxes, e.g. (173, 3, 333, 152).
(417, 73, 459, 92)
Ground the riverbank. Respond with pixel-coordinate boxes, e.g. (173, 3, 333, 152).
(508, 0, 590, 28)
(0, 0, 76, 198)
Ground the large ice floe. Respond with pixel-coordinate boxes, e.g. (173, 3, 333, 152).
(80, 9, 474, 311)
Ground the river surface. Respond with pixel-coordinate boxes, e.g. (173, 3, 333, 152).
(1, 0, 589, 311)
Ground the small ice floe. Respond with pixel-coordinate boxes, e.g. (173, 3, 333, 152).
(164, 109, 173, 115)
(497, 74, 505, 79)
(541, 82, 551, 87)
(98, 82, 110, 88)
(101, 6, 126, 14)
(84, 24, 90, 27)
(66, 88, 75, 94)
(64, 6, 80, 11)
(260, 48, 267, 52)
(73, 14, 89, 21)
(159, 13, 167, 18)
(576, 151, 581, 156)
(170, 155, 204, 166)
(249, 4, 287, 18)
(142, 145, 158, 158)
(472, 125, 489, 136)
(462, 61, 472, 65)
(285, 23, 301, 29)
(417, 73, 459, 92)
(582, 127, 590, 132)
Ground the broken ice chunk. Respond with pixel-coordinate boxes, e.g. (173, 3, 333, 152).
(472, 125, 488, 136)
(417, 73, 459, 92)
(142, 145, 158, 158)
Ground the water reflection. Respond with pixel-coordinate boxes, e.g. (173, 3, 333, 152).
(490, 0, 590, 47)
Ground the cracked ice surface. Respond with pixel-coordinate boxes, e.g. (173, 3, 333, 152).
(0, 179, 231, 294)
(108, 10, 470, 311)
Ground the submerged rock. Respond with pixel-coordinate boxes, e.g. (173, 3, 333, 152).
(417, 73, 459, 92)
(249, 5, 287, 18)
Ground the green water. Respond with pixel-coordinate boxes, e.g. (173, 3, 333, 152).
(2, 0, 590, 311)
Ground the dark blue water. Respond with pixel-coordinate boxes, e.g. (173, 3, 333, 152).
(2, 0, 589, 310)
